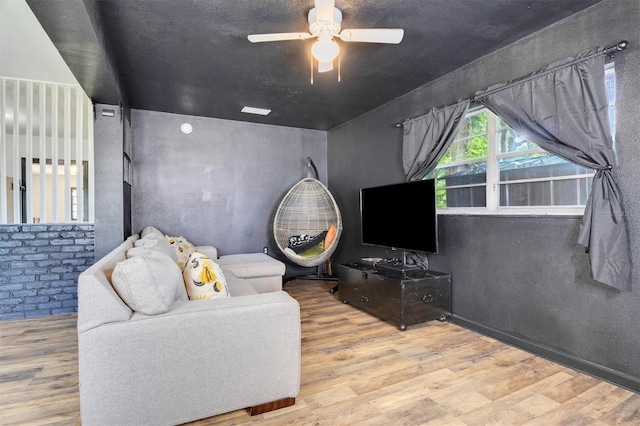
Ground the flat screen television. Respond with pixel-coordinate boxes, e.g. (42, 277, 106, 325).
(360, 179, 438, 254)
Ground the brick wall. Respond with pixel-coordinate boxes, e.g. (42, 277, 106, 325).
(0, 224, 95, 320)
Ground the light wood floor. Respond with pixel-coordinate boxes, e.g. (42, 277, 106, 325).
(1, 280, 638, 425)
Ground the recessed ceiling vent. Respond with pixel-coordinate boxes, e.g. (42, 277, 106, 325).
(241, 106, 271, 116)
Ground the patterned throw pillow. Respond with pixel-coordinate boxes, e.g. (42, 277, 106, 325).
(288, 231, 328, 254)
(166, 235, 196, 269)
(183, 252, 230, 300)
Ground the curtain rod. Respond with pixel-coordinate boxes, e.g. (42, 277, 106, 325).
(394, 40, 628, 128)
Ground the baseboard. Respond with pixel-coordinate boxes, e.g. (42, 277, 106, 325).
(449, 314, 640, 394)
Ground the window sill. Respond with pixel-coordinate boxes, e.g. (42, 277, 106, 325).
(437, 207, 585, 217)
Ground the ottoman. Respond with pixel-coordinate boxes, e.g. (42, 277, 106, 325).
(217, 253, 286, 292)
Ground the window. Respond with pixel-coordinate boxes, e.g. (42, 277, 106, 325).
(70, 187, 78, 221)
(429, 65, 616, 215)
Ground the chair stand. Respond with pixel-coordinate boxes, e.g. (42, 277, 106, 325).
(283, 264, 338, 284)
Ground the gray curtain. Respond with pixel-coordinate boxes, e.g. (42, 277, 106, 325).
(402, 100, 470, 181)
(477, 49, 630, 290)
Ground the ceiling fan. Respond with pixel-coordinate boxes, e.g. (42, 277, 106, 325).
(247, 0, 404, 81)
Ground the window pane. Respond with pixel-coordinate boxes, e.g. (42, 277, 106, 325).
(553, 177, 592, 205)
(445, 185, 486, 208)
(439, 162, 487, 181)
(605, 66, 616, 139)
(457, 110, 488, 138)
(501, 177, 592, 207)
(605, 66, 616, 105)
(501, 181, 551, 206)
(499, 153, 593, 207)
(441, 110, 489, 165)
(71, 187, 78, 221)
(442, 134, 489, 164)
(497, 128, 538, 154)
(499, 153, 592, 179)
(431, 163, 487, 208)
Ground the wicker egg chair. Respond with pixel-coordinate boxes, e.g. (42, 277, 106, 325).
(273, 159, 342, 281)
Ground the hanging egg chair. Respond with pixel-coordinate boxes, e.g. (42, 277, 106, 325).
(273, 158, 342, 271)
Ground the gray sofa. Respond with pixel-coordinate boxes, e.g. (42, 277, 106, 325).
(77, 233, 301, 426)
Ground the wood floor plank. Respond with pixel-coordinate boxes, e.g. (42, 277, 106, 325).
(593, 392, 640, 425)
(576, 381, 638, 420)
(542, 373, 605, 403)
(0, 280, 637, 425)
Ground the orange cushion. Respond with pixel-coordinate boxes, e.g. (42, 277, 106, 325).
(324, 224, 338, 250)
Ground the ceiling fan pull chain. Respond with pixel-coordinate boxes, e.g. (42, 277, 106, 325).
(338, 52, 341, 82)
(310, 53, 314, 85)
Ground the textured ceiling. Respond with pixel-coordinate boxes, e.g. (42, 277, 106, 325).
(27, 0, 603, 131)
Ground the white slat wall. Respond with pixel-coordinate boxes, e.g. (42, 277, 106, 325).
(0, 77, 94, 224)
(38, 83, 47, 222)
(12, 80, 20, 222)
(0, 79, 6, 224)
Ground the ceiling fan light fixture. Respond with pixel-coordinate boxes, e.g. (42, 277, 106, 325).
(311, 37, 339, 63)
(247, 1, 404, 84)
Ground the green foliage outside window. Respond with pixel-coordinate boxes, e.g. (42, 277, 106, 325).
(429, 111, 489, 207)
(440, 111, 489, 165)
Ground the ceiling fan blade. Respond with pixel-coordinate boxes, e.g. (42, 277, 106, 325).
(338, 28, 404, 44)
(315, 0, 335, 22)
(318, 60, 334, 73)
(247, 32, 312, 43)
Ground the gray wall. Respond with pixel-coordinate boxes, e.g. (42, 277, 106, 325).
(327, 0, 639, 390)
(93, 104, 126, 260)
(131, 110, 327, 259)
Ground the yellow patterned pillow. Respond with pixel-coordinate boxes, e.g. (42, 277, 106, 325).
(166, 235, 196, 269)
(183, 252, 230, 300)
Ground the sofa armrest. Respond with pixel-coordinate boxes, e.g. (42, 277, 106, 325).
(195, 245, 218, 259)
(78, 291, 301, 426)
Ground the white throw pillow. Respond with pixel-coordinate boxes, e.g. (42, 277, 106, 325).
(183, 252, 230, 300)
(111, 251, 185, 315)
(140, 226, 164, 238)
(134, 234, 179, 264)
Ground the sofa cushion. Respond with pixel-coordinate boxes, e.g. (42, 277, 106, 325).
(224, 270, 259, 296)
(111, 251, 184, 315)
(195, 245, 218, 260)
(216, 253, 286, 279)
(183, 252, 230, 300)
(166, 235, 196, 269)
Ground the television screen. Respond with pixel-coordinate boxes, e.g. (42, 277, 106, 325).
(360, 179, 438, 254)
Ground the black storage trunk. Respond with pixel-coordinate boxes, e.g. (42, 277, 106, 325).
(338, 263, 451, 331)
